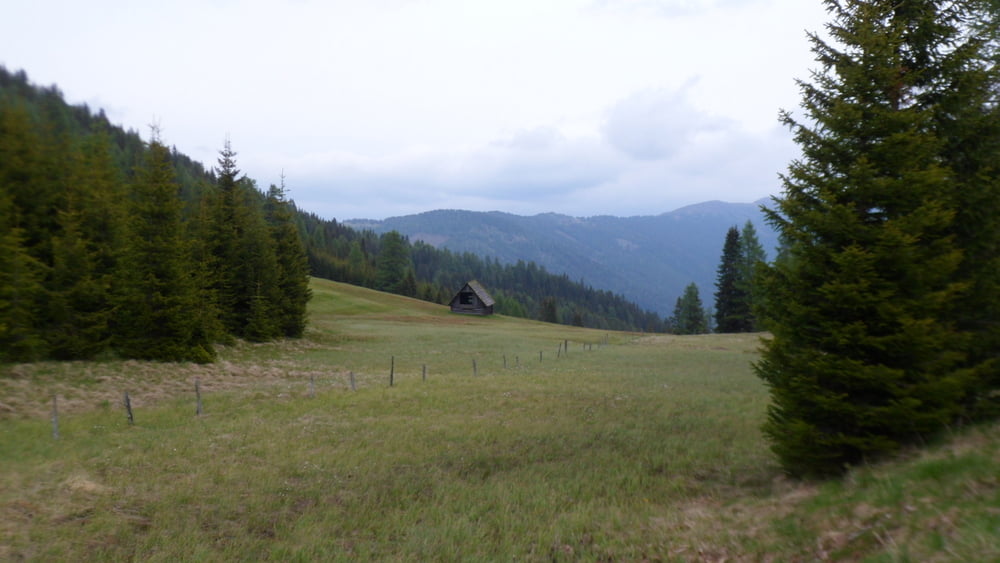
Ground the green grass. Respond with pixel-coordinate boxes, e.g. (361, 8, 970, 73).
(2, 278, 998, 561)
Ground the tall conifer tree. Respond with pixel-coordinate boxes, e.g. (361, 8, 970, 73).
(540, 296, 559, 324)
(239, 179, 281, 342)
(0, 189, 46, 361)
(756, 0, 995, 476)
(714, 226, 750, 332)
(205, 141, 285, 340)
(672, 283, 708, 335)
(375, 231, 412, 294)
(934, 1, 1000, 417)
(0, 103, 49, 360)
(206, 139, 247, 336)
(264, 177, 311, 338)
(46, 133, 124, 359)
(738, 221, 767, 331)
(113, 131, 214, 363)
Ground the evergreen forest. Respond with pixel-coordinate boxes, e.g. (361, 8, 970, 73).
(0, 66, 666, 363)
(0, 67, 311, 363)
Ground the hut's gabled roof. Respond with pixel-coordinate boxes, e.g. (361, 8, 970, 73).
(465, 280, 495, 307)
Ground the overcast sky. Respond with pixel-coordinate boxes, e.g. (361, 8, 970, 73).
(3, 0, 829, 220)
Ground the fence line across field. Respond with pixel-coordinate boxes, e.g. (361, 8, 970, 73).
(41, 336, 604, 440)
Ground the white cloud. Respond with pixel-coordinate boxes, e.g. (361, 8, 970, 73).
(603, 83, 732, 160)
(268, 83, 796, 220)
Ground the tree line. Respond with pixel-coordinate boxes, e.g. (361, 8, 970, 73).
(0, 67, 310, 363)
(659, 220, 768, 336)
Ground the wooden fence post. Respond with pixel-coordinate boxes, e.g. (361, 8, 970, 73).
(124, 391, 134, 425)
(51, 394, 59, 440)
(390, 356, 395, 387)
(503, 355, 508, 369)
(195, 378, 203, 416)
(349, 371, 357, 391)
(473, 358, 478, 377)
(422, 364, 427, 382)
(309, 375, 316, 398)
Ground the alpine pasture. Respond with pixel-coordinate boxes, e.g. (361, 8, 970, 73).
(2, 278, 997, 561)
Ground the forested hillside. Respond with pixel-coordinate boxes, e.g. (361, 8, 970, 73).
(297, 214, 666, 331)
(346, 205, 780, 316)
(0, 67, 666, 364)
(0, 67, 311, 362)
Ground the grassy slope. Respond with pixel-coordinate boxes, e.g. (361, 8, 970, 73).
(1, 278, 997, 561)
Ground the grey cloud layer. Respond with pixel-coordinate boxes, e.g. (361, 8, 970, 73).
(284, 87, 794, 220)
(4, 0, 825, 221)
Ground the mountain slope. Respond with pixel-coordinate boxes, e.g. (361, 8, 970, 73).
(347, 200, 780, 316)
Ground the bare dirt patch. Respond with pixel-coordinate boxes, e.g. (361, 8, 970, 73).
(64, 474, 111, 495)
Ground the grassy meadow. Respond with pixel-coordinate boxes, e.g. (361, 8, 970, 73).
(2, 278, 998, 561)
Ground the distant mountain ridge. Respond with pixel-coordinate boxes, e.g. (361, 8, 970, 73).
(346, 200, 780, 316)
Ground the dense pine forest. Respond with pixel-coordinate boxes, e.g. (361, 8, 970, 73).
(0, 67, 665, 363)
(0, 67, 311, 363)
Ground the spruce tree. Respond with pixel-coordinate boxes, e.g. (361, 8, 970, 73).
(398, 267, 418, 298)
(738, 220, 767, 331)
(756, 0, 993, 477)
(672, 283, 708, 335)
(240, 199, 281, 342)
(113, 132, 215, 363)
(539, 296, 559, 324)
(934, 2, 1000, 417)
(48, 198, 106, 358)
(205, 140, 247, 336)
(347, 241, 370, 285)
(46, 133, 124, 359)
(374, 231, 412, 294)
(1, 102, 63, 267)
(0, 103, 49, 360)
(264, 178, 311, 338)
(714, 226, 750, 333)
(204, 141, 284, 340)
(0, 190, 46, 361)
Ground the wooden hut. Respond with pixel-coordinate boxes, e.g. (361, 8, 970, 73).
(449, 280, 495, 316)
